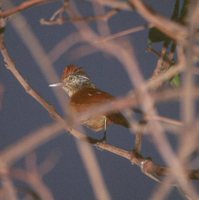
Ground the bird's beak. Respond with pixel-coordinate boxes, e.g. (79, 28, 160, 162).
(49, 82, 63, 87)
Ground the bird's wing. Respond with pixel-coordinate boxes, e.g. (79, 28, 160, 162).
(70, 87, 114, 105)
(70, 87, 129, 128)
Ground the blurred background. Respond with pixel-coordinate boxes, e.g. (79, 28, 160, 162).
(0, 0, 198, 199)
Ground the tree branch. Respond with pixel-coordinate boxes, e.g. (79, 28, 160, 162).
(0, 0, 55, 18)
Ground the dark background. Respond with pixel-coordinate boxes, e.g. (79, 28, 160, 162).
(0, 0, 196, 199)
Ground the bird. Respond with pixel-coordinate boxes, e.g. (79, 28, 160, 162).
(49, 64, 130, 139)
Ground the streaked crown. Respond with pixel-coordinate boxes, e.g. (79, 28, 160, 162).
(61, 65, 87, 81)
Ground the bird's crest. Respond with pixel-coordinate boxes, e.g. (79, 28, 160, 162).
(61, 65, 85, 80)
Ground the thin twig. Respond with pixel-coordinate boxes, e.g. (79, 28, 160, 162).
(40, 9, 119, 25)
(0, 0, 54, 18)
(128, 0, 187, 42)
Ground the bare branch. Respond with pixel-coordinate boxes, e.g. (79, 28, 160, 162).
(0, 0, 55, 18)
(128, 0, 187, 42)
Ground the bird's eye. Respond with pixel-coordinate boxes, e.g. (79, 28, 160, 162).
(68, 76, 73, 81)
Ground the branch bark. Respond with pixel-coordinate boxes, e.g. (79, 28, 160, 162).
(0, 0, 54, 18)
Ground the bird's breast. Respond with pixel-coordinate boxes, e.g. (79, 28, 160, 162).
(69, 101, 109, 132)
(82, 116, 108, 132)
